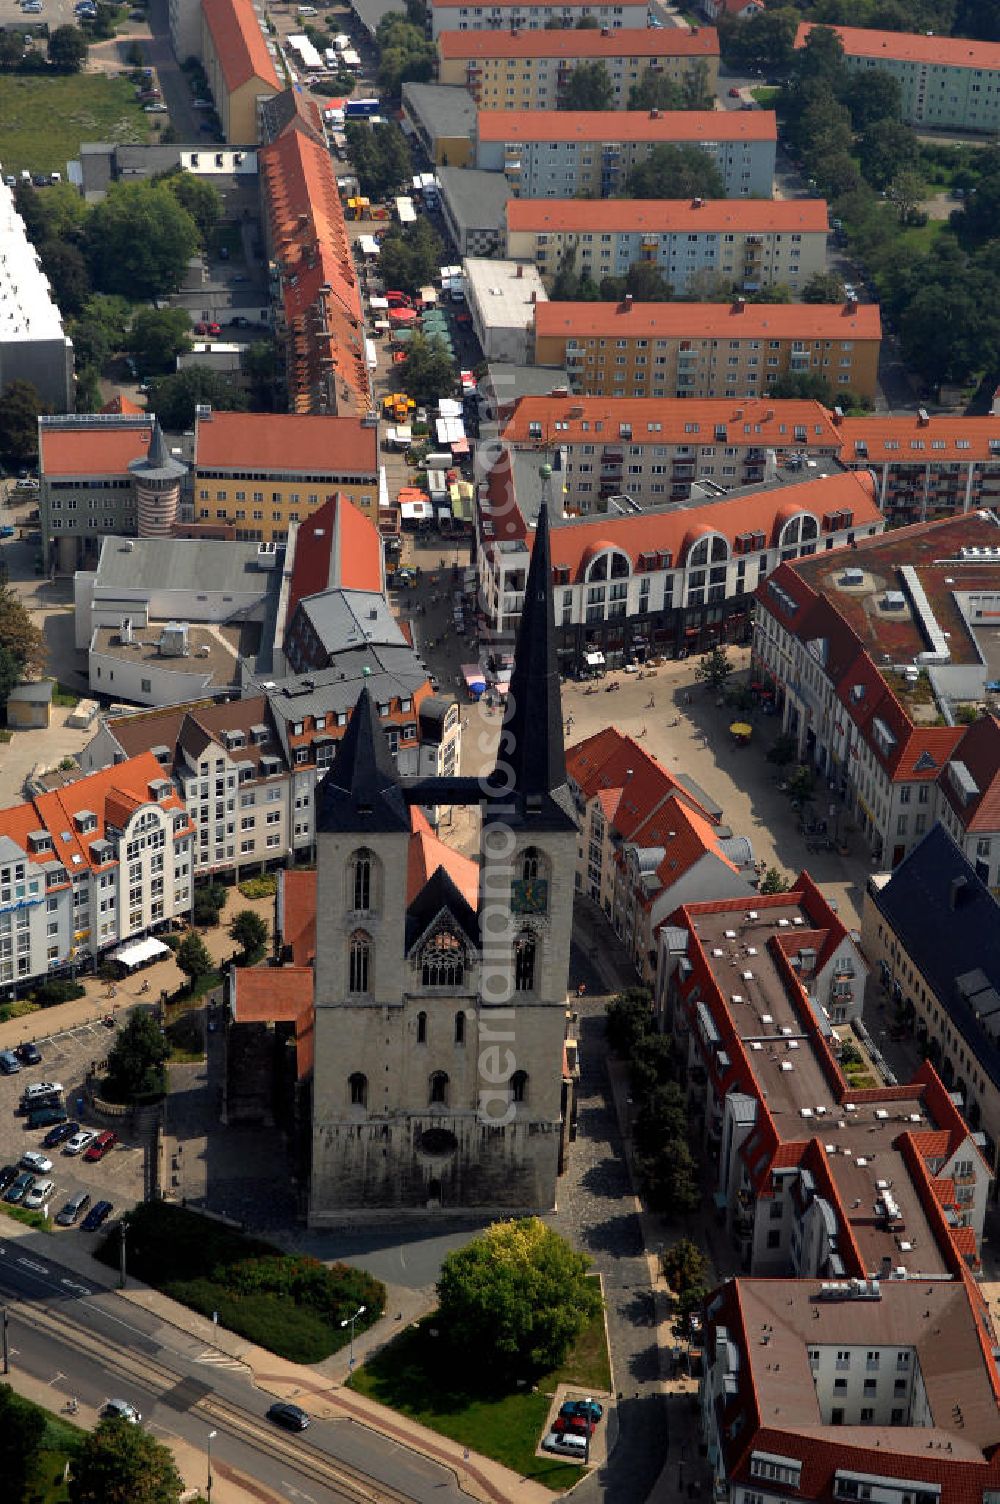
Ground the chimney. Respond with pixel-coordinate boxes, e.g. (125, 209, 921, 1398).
(917, 407, 930, 426)
(732, 296, 746, 313)
(692, 196, 704, 208)
(949, 875, 969, 910)
(516, 263, 523, 279)
(991, 385, 1000, 417)
(621, 293, 634, 312)
(649, 108, 660, 119)
(832, 405, 844, 424)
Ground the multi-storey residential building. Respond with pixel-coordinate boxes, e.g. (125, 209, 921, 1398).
(657, 883, 991, 1274)
(463, 257, 548, 364)
(39, 414, 158, 573)
(429, 0, 650, 39)
(0, 180, 74, 412)
(501, 395, 843, 509)
(0, 752, 193, 991)
(752, 512, 1000, 868)
(258, 91, 369, 417)
(566, 727, 755, 977)
(863, 823, 1000, 1146)
(475, 109, 777, 198)
(437, 26, 720, 110)
(534, 297, 881, 401)
(835, 409, 1000, 523)
(200, 0, 280, 143)
(934, 712, 1000, 891)
(505, 197, 829, 295)
(192, 411, 379, 539)
(796, 22, 1000, 133)
(478, 452, 882, 662)
(702, 1275, 1000, 1504)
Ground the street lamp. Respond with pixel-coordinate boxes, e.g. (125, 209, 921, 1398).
(207, 1429, 217, 1502)
(340, 1304, 366, 1371)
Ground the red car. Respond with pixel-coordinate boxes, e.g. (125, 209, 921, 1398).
(194, 321, 222, 336)
(728, 86, 741, 98)
(553, 1415, 595, 1438)
(83, 1129, 117, 1163)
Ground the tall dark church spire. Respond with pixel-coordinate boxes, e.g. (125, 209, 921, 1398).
(489, 467, 576, 829)
(316, 684, 410, 833)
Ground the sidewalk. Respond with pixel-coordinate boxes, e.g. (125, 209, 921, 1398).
(0, 1215, 550, 1504)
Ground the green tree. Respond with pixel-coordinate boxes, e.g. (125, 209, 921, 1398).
(628, 1033, 675, 1103)
(0, 29, 25, 69)
(377, 216, 443, 295)
(792, 23, 845, 86)
(606, 987, 653, 1056)
(633, 1081, 687, 1157)
(899, 280, 999, 388)
(375, 13, 435, 94)
(107, 1010, 170, 1098)
(843, 67, 901, 130)
(129, 307, 193, 375)
(0, 379, 45, 466)
(147, 367, 247, 430)
(694, 646, 733, 693)
(229, 908, 268, 963)
(718, 5, 798, 73)
(69, 1418, 184, 1504)
(48, 23, 88, 70)
(787, 763, 816, 810)
(84, 181, 199, 299)
(626, 143, 724, 199)
(558, 59, 614, 110)
(801, 269, 846, 303)
(886, 167, 926, 224)
(0, 1384, 47, 1500)
(661, 1238, 708, 1297)
(161, 172, 222, 241)
(622, 260, 672, 301)
(0, 585, 45, 678)
(628, 71, 684, 110)
(345, 121, 412, 200)
(40, 242, 91, 318)
(176, 929, 213, 990)
(401, 333, 454, 406)
(682, 59, 713, 110)
(767, 731, 798, 767)
(675, 1282, 707, 1336)
(437, 1218, 602, 1376)
(858, 118, 919, 189)
(639, 1136, 700, 1217)
(759, 867, 791, 895)
(71, 293, 132, 370)
(767, 370, 836, 402)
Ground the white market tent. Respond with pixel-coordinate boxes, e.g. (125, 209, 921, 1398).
(112, 936, 170, 970)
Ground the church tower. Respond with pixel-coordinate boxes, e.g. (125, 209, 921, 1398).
(308, 484, 576, 1221)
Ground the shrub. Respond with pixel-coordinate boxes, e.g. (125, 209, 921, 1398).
(30, 978, 85, 1006)
(238, 874, 276, 901)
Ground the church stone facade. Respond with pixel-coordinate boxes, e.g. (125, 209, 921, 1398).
(309, 496, 577, 1220)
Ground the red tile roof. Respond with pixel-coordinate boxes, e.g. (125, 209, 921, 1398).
(566, 726, 716, 824)
(507, 197, 829, 236)
(230, 967, 314, 1077)
(502, 395, 842, 450)
(535, 298, 880, 342)
(195, 413, 376, 475)
(202, 0, 280, 93)
(939, 714, 1000, 834)
(407, 808, 479, 908)
(40, 425, 152, 477)
(439, 25, 719, 59)
(796, 20, 1000, 71)
(837, 412, 1000, 463)
(286, 494, 384, 618)
(478, 107, 777, 143)
(279, 868, 316, 967)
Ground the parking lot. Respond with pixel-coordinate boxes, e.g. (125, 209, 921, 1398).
(0, 1015, 148, 1237)
(0, 0, 78, 32)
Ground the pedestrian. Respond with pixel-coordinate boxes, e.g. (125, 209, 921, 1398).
(647, 694, 655, 709)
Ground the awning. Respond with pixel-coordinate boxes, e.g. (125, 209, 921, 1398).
(112, 936, 170, 969)
(584, 650, 605, 667)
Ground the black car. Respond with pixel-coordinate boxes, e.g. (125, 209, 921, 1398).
(267, 1402, 310, 1432)
(0, 1164, 18, 1194)
(80, 1199, 113, 1233)
(43, 1121, 78, 1149)
(15, 1043, 41, 1066)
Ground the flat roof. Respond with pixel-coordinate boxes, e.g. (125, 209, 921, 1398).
(477, 107, 777, 143)
(40, 423, 153, 478)
(92, 622, 244, 688)
(0, 183, 68, 341)
(401, 82, 478, 140)
(94, 536, 272, 598)
(796, 20, 1000, 72)
(506, 196, 829, 235)
(438, 25, 719, 59)
(464, 256, 547, 327)
(438, 166, 511, 231)
(535, 298, 881, 341)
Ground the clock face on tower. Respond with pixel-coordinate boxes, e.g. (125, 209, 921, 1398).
(511, 877, 548, 915)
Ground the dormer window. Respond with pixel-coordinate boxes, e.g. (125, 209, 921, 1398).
(28, 830, 52, 855)
(74, 811, 97, 835)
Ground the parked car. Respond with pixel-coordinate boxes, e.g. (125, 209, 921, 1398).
(20, 1151, 53, 1175)
(101, 1398, 140, 1423)
(0, 1165, 19, 1194)
(84, 1129, 118, 1162)
(560, 1399, 603, 1424)
(64, 1129, 97, 1156)
(16, 1042, 41, 1065)
(81, 1200, 114, 1232)
(5, 1171, 35, 1204)
(144, 104, 168, 114)
(541, 1430, 588, 1458)
(43, 1121, 78, 1148)
(205, 322, 221, 335)
(267, 1402, 310, 1432)
(0, 526, 15, 541)
(21, 1081, 63, 1104)
(553, 1414, 594, 1437)
(728, 86, 741, 97)
(24, 1178, 54, 1209)
(0, 1050, 20, 1075)
(55, 1191, 91, 1226)
(26, 1105, 68, 1130)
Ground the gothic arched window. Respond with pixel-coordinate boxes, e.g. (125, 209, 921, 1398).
(521, 848, 541, 882)
(510, 1070, 528, 1104)
(349, 848, 375, 912)
(514, 931, 536, 993)
(349, 930, 372, 994)
(455, 1010, 466, 1045)
(429, 1071, 449, 1106)
(421, 928, 465, 988)
(349, 1072, 368, 1107)
(417, 1010, 427, 1044)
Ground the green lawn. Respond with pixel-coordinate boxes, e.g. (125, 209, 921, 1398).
(348, 1305, 612, 1493)
(750, 86, 779, 105)
(0, 74, 150, 179)
(12, 1393, 83, 1504)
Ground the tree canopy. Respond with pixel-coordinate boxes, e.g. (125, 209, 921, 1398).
(375, 13, 436, 95)
(160, 171, 223, 241)
(107, 1011, 170, 1099)
(625, 143, 725, 200)
(0, 379, 46, 466)
(230, 908, 268, 963)
(147, 367, 248, 430)
(377, 217, 444, 295)
(400, 333, 455, 406)
(176, 929, 213, 988)
(558, 60, 614, 110)
(48, 23, 88, 70)
(437, 1218, 602, 1376)
(0, 1384, 46, 1500)
(128, 307, 193, 375)
(83, 181, 199, 300)
(69, 1418, 184, 1504)
(345, 121, 411, 200)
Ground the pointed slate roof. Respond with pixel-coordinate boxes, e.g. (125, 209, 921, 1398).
(488, 482, 576, 830)
(128, 419, 186, 483)
(315, 685, 410, 833)
(405, 864, 480, 953)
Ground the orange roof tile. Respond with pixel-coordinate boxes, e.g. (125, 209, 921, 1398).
(535, 298, 881, 342)
(407, 808, 479, 909)
(439, 25, 719, 59)
(195, 413, 376, 475)
(796, 20, 1000, 71)
(940, 715, 1000, 834)
(507, 197, 829, 236)
(837, 412, 1000, 464)
(567, 727, 716, 836)
(40, 425, 152, 477)
(231, 967, 314, 1077)
(286, 495, 383, 617)
(279, 868, 316, 967)
(478, 107, 776, 143)
(503, 396, 842, 449)
(202, 0, 280, 93)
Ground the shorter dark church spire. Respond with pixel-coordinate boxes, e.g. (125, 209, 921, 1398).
(316, 683, 410, 833)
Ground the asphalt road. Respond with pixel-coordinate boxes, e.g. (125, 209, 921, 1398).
(0, 1237, 467, 1504)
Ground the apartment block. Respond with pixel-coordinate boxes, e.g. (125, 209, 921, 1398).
(475, 109, 776, 198)
(534, 297, 881, 402)
(0, 181, 74, 413)
(506, 196, 828, 294)
(192, 411, 379, 539)
(437, 26, 720, 110)
(200, 0, 280, 143)
(752, 512, 1000, 869)
(39, 414, 159, 573)
(501, 395, 843, 509)
(0, 752, 194, 990)
(797, 22, 1000, 133)
(429, 0, 650, 39)
(835, 410, 1000, 523)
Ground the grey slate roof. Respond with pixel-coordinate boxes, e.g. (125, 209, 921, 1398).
(94, 536, 273, 597)
(402, 83, 477, 144)
(438, 166, 511, 232)
(299, 589, 405, 662)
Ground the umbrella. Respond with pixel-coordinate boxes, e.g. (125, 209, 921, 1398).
(730, 722, 752, 741)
